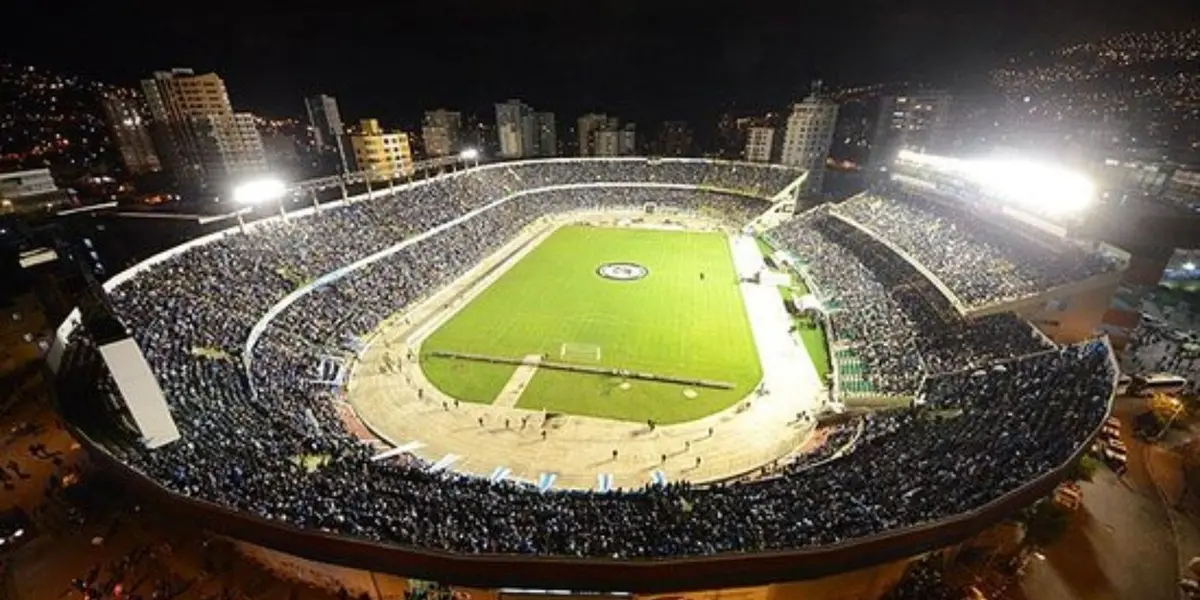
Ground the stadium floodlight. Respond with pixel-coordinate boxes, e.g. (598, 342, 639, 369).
(231, 177, 289, 233)
(459, 148, 480, 161)
(963, 159, 1095, 217)
(896, 149, 962, 172)
(232, 177, 287, 205)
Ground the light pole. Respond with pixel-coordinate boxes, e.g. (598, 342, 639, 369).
(234, 207, 252, 234)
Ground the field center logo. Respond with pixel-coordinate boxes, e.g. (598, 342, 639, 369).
(597, 262, 649, 281)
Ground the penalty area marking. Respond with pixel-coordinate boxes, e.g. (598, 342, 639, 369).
(559, 342, 602, 362)
(491, 354, 544, 408)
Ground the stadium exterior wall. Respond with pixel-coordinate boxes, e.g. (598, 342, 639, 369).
(1012, 277, 1124, 344)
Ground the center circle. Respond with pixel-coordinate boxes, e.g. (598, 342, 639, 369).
(596, 262, 649, 281)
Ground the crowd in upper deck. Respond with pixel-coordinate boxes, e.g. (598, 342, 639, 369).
(770, 207, 1053, 395)
(832, 192, 1120, 308)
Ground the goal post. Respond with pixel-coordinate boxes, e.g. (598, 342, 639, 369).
(559, 342, 602, 363)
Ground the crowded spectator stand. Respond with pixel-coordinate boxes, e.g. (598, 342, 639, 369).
(49, 158, 1116, 590)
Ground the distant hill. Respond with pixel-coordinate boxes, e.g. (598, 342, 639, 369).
(0, 62, 131, 177)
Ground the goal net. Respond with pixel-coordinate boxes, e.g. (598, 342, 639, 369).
(559, 342, 602, 363)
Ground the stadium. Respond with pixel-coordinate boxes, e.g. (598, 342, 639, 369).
(51, 156, 1124, 594)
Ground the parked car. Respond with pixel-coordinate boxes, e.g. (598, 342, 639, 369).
(1102, 444, 1128, 474)
(1054, 482, 1084, 510)
(1101, 416, 1121, 441)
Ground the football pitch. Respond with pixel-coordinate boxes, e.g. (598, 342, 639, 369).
(420, 225, 762, 424)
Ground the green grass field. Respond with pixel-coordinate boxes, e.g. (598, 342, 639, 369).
(420, 225, 762, 423)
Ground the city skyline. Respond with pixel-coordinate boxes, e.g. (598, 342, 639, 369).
(4, 1, 1196, 130)
(2, 19, 1199, 206)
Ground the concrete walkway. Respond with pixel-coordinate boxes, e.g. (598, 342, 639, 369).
(492, 355, 543, 408)
(344, 212, 826, 491)
(729, 234, 823, 409)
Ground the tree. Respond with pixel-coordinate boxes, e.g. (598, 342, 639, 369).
(1066, 455, 1101, 482)
(1021, 500, 1072, 548)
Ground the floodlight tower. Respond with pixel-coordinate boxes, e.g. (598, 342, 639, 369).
(232, 177, 288, 233)
(460, 147, 480, 168)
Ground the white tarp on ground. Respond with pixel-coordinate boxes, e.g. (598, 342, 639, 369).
(771, 250, 793, 268)
(759, 270, 791, 287)
(794, 294, 824, 314)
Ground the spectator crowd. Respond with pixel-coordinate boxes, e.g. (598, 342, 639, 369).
(832, 192, 1121, 308)
(771, 207, 1053, 396)
(56, 159, 1112, 560)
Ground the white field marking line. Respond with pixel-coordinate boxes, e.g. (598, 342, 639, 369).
(491, 355, 544, 408)
(405, 224, 559, 348)
(561, 342, 602, 362)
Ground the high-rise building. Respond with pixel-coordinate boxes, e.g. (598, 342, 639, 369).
(594, 130, 622, 156)
(349, 119, 413, 182)
(140, 68, 267, 190)
(619, 123, 637, 155)
(576, 113, 611, 157)
(100, 93, 161, 175)
(192, 113, 269, 184)
(744, 127, 775, 163)
(421, 110, 462, 157)
(304, 94, 344, 152)
(578, 115, 637, 157)
(715, 113, 745, 159)
(781, 93, 838, 195)
(304, 94, 347, 173)
(260, 132, 301, 175)
(495, 99, 535, 158)
(868, 91, 953, 170)
(534, 112, 557, 157)
(520, 113, 538, 158)
(657, 121, 694, 157)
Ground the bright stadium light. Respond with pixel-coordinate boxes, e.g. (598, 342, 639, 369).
(232, 178, 286, 205)
(231, 177, 289, 233)
(964, 159, 1095, 216)
(896, 149, 962, 172)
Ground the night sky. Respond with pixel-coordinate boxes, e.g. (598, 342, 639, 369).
(4, 0, 1198, 128)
